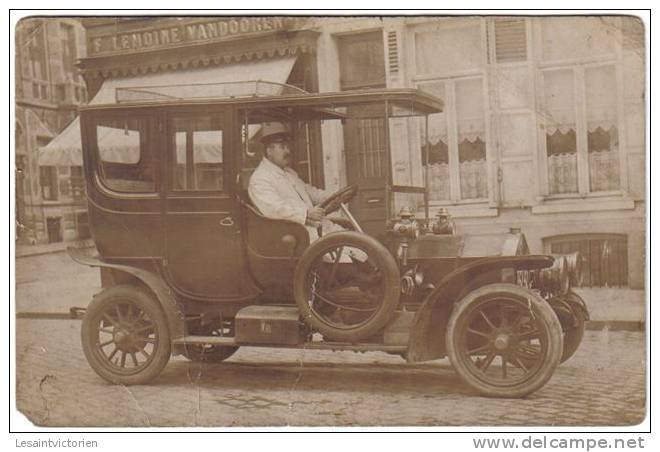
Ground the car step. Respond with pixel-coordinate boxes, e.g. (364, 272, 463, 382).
(173, 336, 237, 346)
(172, 336, 407, 353)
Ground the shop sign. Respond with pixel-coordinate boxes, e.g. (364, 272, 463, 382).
(89, 17, 301, 56)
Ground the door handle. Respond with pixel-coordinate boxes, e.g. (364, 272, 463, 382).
(219, 216, 234, 227)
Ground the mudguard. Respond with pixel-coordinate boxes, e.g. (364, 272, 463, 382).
(406, 255, 554, 362)
(68, 247, 186, 340)
(565, 290, 590, 319)
(548, 290, 590, 326)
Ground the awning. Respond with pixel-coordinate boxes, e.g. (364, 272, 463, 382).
(38, 57, 297, 166)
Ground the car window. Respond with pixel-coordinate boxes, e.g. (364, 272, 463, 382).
(170, 116, 224, 191)
(96, 117, 156, 193)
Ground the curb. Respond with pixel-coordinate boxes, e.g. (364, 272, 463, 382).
(15, 241, 95, 259)
(585, 320, 645, 332)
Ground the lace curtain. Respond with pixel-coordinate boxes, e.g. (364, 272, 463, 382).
(419, 78, 488, 201)
(586, 65, 620, 192)
(548, 152, 578, 194)
(428, 162, 450, 201)
(460, 159, 488, 199)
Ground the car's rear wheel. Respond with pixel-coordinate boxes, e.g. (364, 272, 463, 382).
(81, 285, 171, 385)
(446, 283, 563, 398)
(294, 231, 400, 342)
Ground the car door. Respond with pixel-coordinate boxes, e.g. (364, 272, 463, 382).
(163, 109, 246, 300)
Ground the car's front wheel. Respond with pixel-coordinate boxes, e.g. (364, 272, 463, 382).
(446, 283, 563, 398)
(81, 285, 171, 385)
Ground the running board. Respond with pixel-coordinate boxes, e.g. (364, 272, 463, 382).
(174, 336, 236, 346)
(172, 336, 407, 353)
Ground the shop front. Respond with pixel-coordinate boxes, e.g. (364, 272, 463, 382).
(40, 17, 326, 190)
(39, 16, 645, 306)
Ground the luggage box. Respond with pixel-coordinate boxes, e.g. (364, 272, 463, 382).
(235, 305, 304, 345)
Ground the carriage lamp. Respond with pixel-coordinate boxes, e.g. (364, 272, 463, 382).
(392, 207, 420, 266)
(431, 208, 455, 235)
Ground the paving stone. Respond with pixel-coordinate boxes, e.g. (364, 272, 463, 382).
(15, 319, 645, 427)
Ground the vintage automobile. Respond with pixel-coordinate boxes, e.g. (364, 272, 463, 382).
(70, 81, 588, 398)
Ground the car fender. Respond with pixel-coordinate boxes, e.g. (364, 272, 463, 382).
(548, 290, 590, 327)
(564, 290, 590, 320)
(68, 247, 186, 340)
(406, 255, 554, 362)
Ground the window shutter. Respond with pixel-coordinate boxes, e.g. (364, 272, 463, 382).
(494, 18, 527, 63)
(387, 31, 399, 75)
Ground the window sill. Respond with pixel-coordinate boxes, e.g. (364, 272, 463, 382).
(532, 196, 635, 215)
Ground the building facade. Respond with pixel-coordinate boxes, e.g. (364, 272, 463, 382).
(15, 17, 88, 244)
(46, 16, 646, 302)
(314, 16, 645, 295)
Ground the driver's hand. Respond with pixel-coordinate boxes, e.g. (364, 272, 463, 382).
(306, 206, 324, 225)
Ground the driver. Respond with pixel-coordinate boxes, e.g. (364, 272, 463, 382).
(248, 122, 346, 243)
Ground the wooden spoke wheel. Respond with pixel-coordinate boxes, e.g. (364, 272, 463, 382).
(446, 284, 563, 398)
(294, 231, 400, 342)
(81, 285, 171, 385)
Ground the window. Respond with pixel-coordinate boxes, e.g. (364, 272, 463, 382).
(546, 234, 628, 287)
(21, 21, 50, 102)
(586, 66, 620, 192)
(338, 32, 386, 90)
(543, 69, 578, 194)
(27, 23, 47, 80)
(60, 23, 77, 78)
(96, 118, 156, 193)
(39, 166, 58, 200)
(413, 19, 489, 203)
(420, 77, 489, 202)
(70, 166, 85, 200)
(541, 65, 620, 195)
(170, 116, 224, 191)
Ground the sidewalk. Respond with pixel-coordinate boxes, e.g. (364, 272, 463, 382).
(574, 287, 645, 331)
(15, 238, 95, 258)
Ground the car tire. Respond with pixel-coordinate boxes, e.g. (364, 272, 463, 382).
(445, 283, 563, 398)
(293, 231, 400, 342)
(81, 285, 171, 385)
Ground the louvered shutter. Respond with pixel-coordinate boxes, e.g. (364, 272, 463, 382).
(494, 18, 527, 63)
(387, 31, 399, 76)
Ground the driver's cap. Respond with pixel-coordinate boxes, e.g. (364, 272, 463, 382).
(261, 122, 291, 145)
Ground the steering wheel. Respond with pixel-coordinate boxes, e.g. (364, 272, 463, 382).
(318, 185, 359, 215)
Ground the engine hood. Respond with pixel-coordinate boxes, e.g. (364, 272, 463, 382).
(407, 232, 529, 260)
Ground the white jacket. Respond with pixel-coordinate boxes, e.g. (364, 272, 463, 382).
(248, 158, 338, 241)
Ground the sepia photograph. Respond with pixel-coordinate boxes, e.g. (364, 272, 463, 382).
(12, 12, 648, 429)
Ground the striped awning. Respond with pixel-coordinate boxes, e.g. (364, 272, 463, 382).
(38, 56, 297, 166)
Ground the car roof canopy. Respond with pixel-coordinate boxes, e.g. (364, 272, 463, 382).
(82, 82, 444, 118)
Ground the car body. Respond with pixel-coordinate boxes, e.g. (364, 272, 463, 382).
(71, 81, 588, 397)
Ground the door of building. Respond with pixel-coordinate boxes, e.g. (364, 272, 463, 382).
(337, 31, 388, 237)
(344, 105, 390, 237)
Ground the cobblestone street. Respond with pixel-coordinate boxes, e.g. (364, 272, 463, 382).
(13, 12, 649, 432)
(15, 318, 646, 427)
